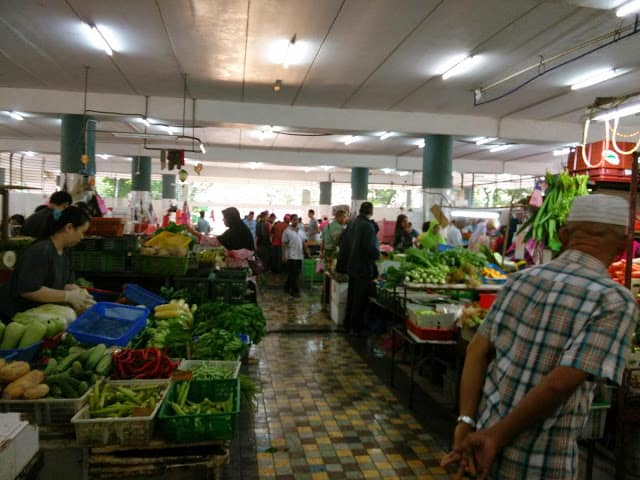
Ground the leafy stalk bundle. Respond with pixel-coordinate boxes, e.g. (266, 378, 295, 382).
(522, 172, 589, 251)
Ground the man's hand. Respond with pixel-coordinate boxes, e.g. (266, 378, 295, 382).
(441, 423, 476, 478)
(456, 428, 501, 480)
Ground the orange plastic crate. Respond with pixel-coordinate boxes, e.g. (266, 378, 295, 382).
(86, 218, 124, 237)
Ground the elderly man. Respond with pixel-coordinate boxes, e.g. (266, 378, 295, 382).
(442, 194, 637, 479)
(320, 209, 347, 259)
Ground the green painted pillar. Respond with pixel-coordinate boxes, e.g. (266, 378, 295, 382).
(131, 156, 151, 191)
(162, 174, 176, 199)
(61, 114, 95, 173)
(351, 167, 368, 200)
(422, 135, 453, 189)
(319, 181, 332, 205)
(0, 168, 4, 185)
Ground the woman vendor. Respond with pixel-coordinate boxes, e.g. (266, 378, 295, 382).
(217, 207, 255, 251)
(0, 206, 95, 323)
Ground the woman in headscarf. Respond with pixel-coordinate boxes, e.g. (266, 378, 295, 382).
(419, 220, 446, 251)
(217, 207, 255, 251)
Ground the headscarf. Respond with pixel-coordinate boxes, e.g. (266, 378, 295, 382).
(418, 220, 445, 251)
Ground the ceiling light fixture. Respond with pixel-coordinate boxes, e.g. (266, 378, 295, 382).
(552, 148, 571, 156)
(112, 132, 174, 139)
(570, 68, 626, 90)
(7, 111, 24, 121)
(200, 143, 206, 154)
(141, 117, 151, 127)
(84, 23, 113, 56)
(379, 131, 393, 141)
(475, 137, 496, 145)
(442, 55, 482, 80)
(283, 34, 297, 69)
(273, 79, 282, 92)
(303, 167, 315, 173)
(416, 139, 425, 149)
(247, 162, 263, 169)
(397, 171, 410, 177)
(23, 151, 37, 157)
(593, 102, 640, 121)
(344, 135, 358, 145)
(320, 165, 334, 171)
(489, 145, 511, 153)
(380, 168, 395, 174)
(97, 154, 111, 159)
(165, 126, 174, 135)
(259, 126, 274, 141)
(451, 209, 500, 220)
(617, 0, 640, 17)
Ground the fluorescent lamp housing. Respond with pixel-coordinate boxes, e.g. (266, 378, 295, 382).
(442, 55, 482, 80)
(320, 165, 334, 171)
(23, 151, 36, 156)
(97, 154, 111, 159)
(489, 145, 510, 153)
(380, 168, 395, 174)
(200, 143, 206, 154)
(165, 126, 174, 135)
(85, 24, 113, 56)
(8, 111, 24, 121)
(344, 135, 358, 145)
(593, 102, 640, 121)
(617, 0, 640, 17)
(475, 137, 496, 145)
(451, 209, 500, 220)
(416, 139, 425, 149)
(247, 162, 263, 169)
(553, 148, 571, 156)
(141, 118, 151, 127)
(397, 171, 410, 177)
(570, 68, 625, 90)
(379, 131, 393, 141)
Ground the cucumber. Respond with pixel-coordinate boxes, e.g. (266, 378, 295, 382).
(86, 344, 107, 370)
(95, 353, 112, 376)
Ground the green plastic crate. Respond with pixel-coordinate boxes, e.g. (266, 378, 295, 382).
(303, 258, 323, 282)
(102, 235, 139, 252)
(133, 254, 189, 276)
(158, 379, 240, 443)
(173, 276, 212, 304)
(72, 251, 127, 273)
(211, 278, 246, 304)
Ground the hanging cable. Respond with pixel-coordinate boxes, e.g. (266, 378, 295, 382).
(611, 117, 640, 154)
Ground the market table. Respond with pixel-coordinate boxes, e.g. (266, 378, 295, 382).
(389, 325, 458, 409)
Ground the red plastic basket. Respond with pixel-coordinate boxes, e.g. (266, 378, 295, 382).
(406, 318, 455, 341)
(86, 218, 124, 237)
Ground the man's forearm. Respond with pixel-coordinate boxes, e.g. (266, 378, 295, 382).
(489, 366, 587, 448)
(21, 287, 67, 304)
(459, 334, 493, 419)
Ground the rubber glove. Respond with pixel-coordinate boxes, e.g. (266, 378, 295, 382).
(65, 288, 95, 311)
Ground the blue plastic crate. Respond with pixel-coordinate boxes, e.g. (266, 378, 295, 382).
(124, 284, 167, 310)
(0, 341, 42, 363)
(67, 303, 149, 346)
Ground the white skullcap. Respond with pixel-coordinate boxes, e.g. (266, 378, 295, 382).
(567, 194, 629, 227)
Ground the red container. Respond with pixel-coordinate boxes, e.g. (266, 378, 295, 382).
(86, 218, 124, 237)
(406, 318, 455, 341)
(479, 293, 497, 309)
(567, 141, 636, 184)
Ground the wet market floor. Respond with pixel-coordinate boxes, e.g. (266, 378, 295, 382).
(222, 275, 625, 480)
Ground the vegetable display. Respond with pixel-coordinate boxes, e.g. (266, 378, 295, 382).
(185, 363, 237, 380)
(88, 382, 165, 418)
(168, 381, 233, 416)
(0, 360, 49, 399)
(192, 330, 247, 361)
(112, 348, 179, 380)
(521, 171, 589, 251)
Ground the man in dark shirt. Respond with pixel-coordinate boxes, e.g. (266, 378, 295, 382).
(22, 191, 73, 238)
(217, 207, 255, 251)
(337, 202, 380, 335)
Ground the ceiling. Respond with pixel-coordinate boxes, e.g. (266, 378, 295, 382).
(1, 0, 639, 179)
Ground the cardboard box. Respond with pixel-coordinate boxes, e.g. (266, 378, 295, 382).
(0, 413, 39, 480)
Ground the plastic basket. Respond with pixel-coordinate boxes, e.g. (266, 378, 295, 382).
(71, 379, 169, 447)
(88, 288, 121, 303)
(0, 379, 102, 425)
(72, 251, 128, 273)
(86, 218, 124, 237)
(102, 235, 139, 252)
(406, 319, 455, 341)
(579, 403, 610, 440)
(213, 268, 248, 281)
(173, 277, 212, 304)
(178, 360, 241, 379)
(478, 293, 497, 309)
(67, 302, 149, 346)
(133, 254, 189, 276)
(124, 284, 167, 310)
(211, 278, 246, 304)
(0, 341, 43, 363)
(303, 258, 323, 282)
(158, 379, 240, 443)
(76, 237, 103, 251)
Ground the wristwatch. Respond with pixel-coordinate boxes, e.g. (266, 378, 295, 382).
(457, 415, 476, 428)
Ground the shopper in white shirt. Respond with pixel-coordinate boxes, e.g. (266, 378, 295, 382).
(282, 214, 307, 298)
(446, 220, 464, 247)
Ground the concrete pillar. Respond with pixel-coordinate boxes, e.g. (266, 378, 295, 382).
(422, 135, 454, 223)
(351, 167, 368, 215)
(130, 156, 153, 231)
(0, 168, 5, 185)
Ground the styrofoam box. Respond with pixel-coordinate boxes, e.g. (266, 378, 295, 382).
(330, 300, 347, 326)
(0, 413, 39, 480)
(331, 279, 348, 304)
(406, 303, 456, 329)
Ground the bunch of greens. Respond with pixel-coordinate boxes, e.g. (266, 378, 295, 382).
(193, 302, 267, 345)
(192, 329, 247, 360)
(146, 316, 193, 358)
(522, 171, 589, 251)
(439, 248, 486, 269)
(193, 302, 229, 335)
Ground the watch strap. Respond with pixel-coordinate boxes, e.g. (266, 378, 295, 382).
(457, 415, 476, 428)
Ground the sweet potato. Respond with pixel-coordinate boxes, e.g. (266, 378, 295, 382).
(0, 359, 6, 369)
(2, 383, 24, 399)
(0, 361, 30, 382)
(23, 384, 49, 399)
(11, 370, 44, 388)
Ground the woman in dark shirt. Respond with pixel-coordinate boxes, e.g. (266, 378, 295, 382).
(0, 206, 95, 323)
(393, 214, 413, 252)
(217, 207, 255, 251)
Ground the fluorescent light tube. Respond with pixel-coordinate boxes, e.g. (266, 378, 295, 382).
(8, 111, 24, 121)
(617, 0, 640, 17)
(165, 126, 174, 135)
(344, 135, 358, 145)
(416, 139, 425, 149)
(442, 56, 481, 80)
(141, 117, 151, 127)
(320, 165, 333, 171)
(97, 154, 111, 159)
(593, 102, 640, 121)
(24, 151, 36, 156)
(570, 68, 624, 90)
(112, 132, 173, 139)
(87, 24, 113, 56)
(451, 209, 500, 220)
(553, 148, 571, 156)
(475, 137, 496, 145)
(200, 143, 206, 154)
(489, 145, 510, 153)
(247, 162, 263, 169)
(380, 168, 395, 174)
(379, 131, 393, 141)
(397, 171, 410, 177)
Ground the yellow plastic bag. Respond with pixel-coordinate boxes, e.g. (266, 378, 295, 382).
(145, 231, 191, 250)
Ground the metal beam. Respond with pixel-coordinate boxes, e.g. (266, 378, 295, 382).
(0, 87, 584, 143)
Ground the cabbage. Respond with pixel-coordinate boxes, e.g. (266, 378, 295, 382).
(13, 304, 76, 327)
